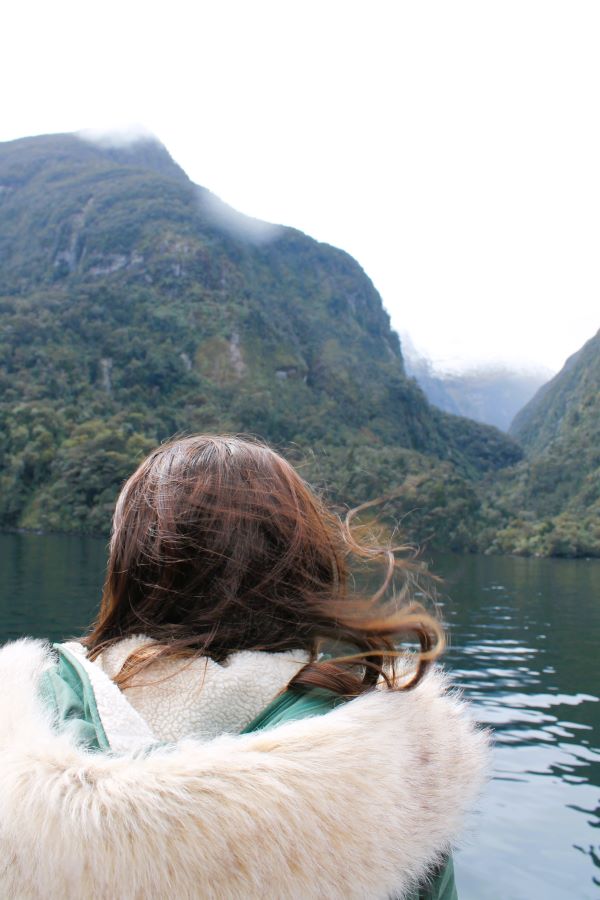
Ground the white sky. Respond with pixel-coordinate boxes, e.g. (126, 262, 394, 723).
(2, 1, 599, 373)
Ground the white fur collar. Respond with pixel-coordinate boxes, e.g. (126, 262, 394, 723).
(88, 636, 310, 743)
(0, 638, 490, 900)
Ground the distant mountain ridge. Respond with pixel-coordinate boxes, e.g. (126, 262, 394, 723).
(0, 132, 522, 550)
(403, 350, 550, 431)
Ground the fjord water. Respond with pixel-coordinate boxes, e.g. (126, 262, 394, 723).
(435, 552, 600, 900)
(1, 535, 598, 899)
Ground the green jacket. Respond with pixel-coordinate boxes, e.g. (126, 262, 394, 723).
(41, 642, 457, 900)
(0, 637, 488, 897)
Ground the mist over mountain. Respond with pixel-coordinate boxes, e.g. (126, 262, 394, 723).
(402, 339, 551, 431)
(0, 132, 524, 551)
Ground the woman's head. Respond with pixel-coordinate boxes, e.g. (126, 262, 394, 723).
(84, 434, 443, 693)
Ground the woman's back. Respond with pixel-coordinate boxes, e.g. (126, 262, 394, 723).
(0, 636, 484, 898)
(0, 435, 489, 898)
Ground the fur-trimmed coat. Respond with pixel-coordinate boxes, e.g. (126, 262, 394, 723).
(0, 638, 489, 899)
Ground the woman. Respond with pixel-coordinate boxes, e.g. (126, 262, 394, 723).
(0, 435, 488, 899)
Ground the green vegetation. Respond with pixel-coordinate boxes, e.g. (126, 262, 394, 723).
(0, 133, 596, 556)
(481, 330, 600, 557)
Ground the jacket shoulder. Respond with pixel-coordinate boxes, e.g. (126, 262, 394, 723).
(40, 643, 110, 750)
(0, 639, 488, 899)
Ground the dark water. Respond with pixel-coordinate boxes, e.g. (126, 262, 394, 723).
(0, 535, 598, 899)
(434, 553, 600, 900)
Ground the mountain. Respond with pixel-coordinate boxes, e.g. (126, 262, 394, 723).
(509, 331, 600, 452)
(403, 352, 550, 432)
(0, 132, 522, 548)
(484, 330, 600, 556)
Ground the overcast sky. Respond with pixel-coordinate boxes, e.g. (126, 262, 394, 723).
(3, 1, 599, 374)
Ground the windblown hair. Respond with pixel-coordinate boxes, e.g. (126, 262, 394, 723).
(83, 435, 444, 695)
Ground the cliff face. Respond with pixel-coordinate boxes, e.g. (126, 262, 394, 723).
(0, 132, 522, 544)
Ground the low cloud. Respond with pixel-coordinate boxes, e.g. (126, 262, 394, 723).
(78, 122, 157, 149)
(199, 188, 282, 245)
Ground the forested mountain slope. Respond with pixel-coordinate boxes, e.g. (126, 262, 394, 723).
(0, 132, 522, 548)
(484, 330, 600, 556)
(510, 330, 600, 453)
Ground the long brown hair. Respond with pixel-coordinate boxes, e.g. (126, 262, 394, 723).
(82, 435, 444, 695)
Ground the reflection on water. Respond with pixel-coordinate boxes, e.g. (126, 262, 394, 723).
(0, 536, 598, 898)
(434, 553, 600, 900)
